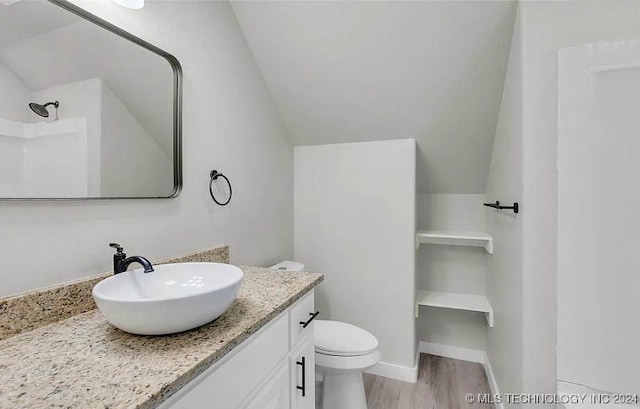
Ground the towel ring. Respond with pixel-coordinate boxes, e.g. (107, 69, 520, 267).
(209, 170, 232, 206)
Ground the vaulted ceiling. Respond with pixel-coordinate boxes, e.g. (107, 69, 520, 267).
(0, 1, 174, 157)
(0, 0, 76, 48)
(232, 1, 516, 193)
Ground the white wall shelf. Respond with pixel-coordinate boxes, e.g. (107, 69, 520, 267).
(415, 290, 494, 327)
(415, 230, 493, 254)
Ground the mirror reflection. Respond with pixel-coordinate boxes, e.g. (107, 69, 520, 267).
(0, 0, 180, 199)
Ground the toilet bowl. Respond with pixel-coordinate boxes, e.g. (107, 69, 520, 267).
(315, 320, 380, 409)
(269, 261, 381, 409)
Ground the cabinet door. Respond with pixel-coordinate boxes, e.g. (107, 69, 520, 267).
(290, 332, 315, 409)
(160, 313, 289, 409)
(244, 362, 290, 409)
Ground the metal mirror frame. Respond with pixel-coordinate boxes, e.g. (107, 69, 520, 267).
(1, 0, 183, 201)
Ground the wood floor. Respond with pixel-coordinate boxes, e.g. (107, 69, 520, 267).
(363, 354, 493, 409)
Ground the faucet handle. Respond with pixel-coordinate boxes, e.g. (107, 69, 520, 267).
(109, 243, 124, 253)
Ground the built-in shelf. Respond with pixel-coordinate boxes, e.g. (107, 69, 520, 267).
(415, 230, 493, 254)
(415, 290, 494, 327)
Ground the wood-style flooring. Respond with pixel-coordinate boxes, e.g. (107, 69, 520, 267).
(363, 354, 493, 409)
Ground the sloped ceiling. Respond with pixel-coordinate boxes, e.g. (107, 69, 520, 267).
(232, 1, 516, 193)
(0, 0, 77, 48)
(0, 1, 174, 157)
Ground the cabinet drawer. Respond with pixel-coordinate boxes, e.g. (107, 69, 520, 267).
(289, 291, 316, 347)
(165, 312, 289, 409)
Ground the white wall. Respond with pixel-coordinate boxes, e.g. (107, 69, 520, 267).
(485, 5, 523, 402)
(22, 119, 89, 198)
(0, 62, 29, 122)
(233, 1, 516, 194)
(100, 82, 173, 197)
(31, 78, 102, 196)
(416, 194, 487, 351)
(0, 118, 88, 198)
(294, 139, 416, 370)
(520, 0, 640, 397)
(0, 0, 293, 298)
(0, 120, 25, 197)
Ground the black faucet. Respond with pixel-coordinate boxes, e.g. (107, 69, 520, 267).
(109, 243, 154, 275)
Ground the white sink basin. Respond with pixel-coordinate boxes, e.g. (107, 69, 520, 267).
(93, 262, 244, 335)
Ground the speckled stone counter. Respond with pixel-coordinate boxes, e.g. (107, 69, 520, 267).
(0, 266, 323, 409)
(0, 245, 230, 341)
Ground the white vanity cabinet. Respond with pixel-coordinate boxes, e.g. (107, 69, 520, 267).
(244, 362, 290, 409)
(158, 291, 317, 409)
(289, 333, 315, 409)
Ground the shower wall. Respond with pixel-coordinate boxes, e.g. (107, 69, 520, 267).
(0, 63, 29, 122)
(0, 117, 89, 197)
(31, 78, 102, 196)
(0, 76, 165, 198)
(558, 37, 640, 396)
(0, 123, 25, 197)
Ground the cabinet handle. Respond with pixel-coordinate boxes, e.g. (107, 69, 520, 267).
(299, 311, 319, 328)
(296, 356, 306, 397)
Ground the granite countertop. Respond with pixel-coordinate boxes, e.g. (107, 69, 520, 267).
(0, 266, 323, 409)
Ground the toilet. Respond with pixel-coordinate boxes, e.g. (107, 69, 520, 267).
(270, 261, 381, 409)
(314, 320, 380, 409)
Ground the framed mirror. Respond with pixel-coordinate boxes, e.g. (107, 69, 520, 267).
(0, 0, 182, 200)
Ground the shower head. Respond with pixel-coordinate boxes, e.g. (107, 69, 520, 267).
(29, 101, 59, 118)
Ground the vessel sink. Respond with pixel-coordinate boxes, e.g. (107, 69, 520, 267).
(93, 263, 244, 335)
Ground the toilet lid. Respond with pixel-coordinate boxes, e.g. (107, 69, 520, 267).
(314, 320, 378, 357)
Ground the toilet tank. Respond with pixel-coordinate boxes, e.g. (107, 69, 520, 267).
(269, 260, 305, 271)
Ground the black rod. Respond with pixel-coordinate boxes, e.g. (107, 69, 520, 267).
(483, 201, 519, 214)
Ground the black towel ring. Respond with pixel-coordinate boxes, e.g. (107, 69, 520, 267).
(209, 170, 232, 206)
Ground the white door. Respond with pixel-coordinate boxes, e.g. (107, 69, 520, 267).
(290, 333, 315, 409)
(244, 362, 290, 409)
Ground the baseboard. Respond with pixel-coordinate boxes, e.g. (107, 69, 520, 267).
(419, 341, 485, 364)
(483, 352, 504, 409)
(365, 349, 419, 383)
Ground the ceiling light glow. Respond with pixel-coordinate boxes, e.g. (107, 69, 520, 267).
(112, 0, 144, 10)
(0, 0, 24, 6)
